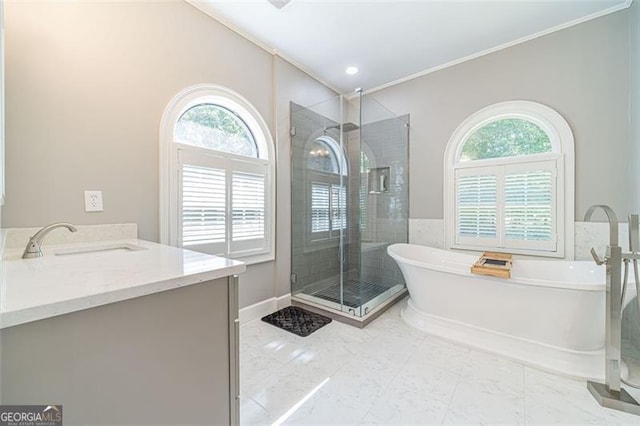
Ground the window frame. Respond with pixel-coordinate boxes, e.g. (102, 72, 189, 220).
(444, 101, 575, 259)
(159, 84, 275, 265)
(303, 136, 348, 249)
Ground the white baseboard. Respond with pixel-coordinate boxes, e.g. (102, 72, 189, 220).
(239, 293, 291, 325)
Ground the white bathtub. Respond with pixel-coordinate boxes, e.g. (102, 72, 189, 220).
(387, 243, 606, 380)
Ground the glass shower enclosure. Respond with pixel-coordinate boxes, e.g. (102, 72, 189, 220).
(290, 92, 409, 324)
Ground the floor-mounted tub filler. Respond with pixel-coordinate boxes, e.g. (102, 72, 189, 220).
(582, 205, 640, 415)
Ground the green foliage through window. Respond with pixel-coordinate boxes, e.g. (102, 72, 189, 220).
(460, 119, 551, 161)
(175, 104, 258, 157)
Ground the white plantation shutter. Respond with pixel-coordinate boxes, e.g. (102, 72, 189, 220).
(360, 173, 368, 231)
(311, 183, 330, 233)
(310, 181, 346, 239)
(331, 185, 347, 231)
(454, 159, 558, 252)
(178, 150, 270, 257)
(181, 164, 226, 248)
(179, 151, 228, 255)
(230, 159, 268, 253)
(455, 170, 498, 247)
(503, 161, 556, 251)
(232, 172, 265, 241)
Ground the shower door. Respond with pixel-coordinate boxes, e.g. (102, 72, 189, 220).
(290, 96, 351, 314)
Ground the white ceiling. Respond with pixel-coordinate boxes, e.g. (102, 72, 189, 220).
(191, 0, 630, 94)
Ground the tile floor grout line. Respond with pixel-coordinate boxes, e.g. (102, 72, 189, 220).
(356, 333, 426, 425)
(439, 361, 465, 426)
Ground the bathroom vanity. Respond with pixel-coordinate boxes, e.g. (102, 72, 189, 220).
(0, 230, 245, 425)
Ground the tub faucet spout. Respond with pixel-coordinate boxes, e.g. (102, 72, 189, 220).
(22, 222, 77, 259)
(584, 204, 619, 247)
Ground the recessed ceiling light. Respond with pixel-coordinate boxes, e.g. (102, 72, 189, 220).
(345, 66, 359, 75)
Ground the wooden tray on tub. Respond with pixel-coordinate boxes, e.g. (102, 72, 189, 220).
(471, 252, 512, 278)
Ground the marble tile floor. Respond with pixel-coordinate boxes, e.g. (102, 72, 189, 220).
(240, 299, 640, 425)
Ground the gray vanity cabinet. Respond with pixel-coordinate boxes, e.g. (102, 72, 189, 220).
(0, 276, 240, 425)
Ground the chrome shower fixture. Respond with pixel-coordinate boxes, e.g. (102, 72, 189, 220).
(323, 122, 360, 133)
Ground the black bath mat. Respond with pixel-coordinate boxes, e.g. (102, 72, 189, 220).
(261, 306, 332, 337)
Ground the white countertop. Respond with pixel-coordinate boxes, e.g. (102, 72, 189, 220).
(0, 239, 246, 329)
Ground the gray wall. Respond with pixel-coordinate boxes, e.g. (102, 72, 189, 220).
(369, 9, 633, 221)
(3, 1, 274, 240)
(2, 1, 336, 308)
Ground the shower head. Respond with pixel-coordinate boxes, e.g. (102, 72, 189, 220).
(324, 122, 360, 133)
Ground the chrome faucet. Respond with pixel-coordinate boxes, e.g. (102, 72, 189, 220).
(22, 222, 78, 259)
(583, 205, 640, 415)
(584, 204, 619, 248)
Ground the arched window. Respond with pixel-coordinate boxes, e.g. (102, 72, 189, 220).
(175, 104, 259, 157)
(306, 136, 347, 241)
(160, 85, 274, 264)
(444, 101, 574, 258)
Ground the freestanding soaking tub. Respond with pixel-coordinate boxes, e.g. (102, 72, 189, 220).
(388, 243, 606, 380)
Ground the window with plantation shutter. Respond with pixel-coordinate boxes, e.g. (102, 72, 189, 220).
(162, 86, 274, 264)
(311, 183, 330, 233)
(306, 136, 348, 244)
(232, 171, 265, 242)
(331, 185, 347, 231)
(181, 164, 226, 250)
(177, 150, 270, 257)
(454, 161, 557, 252)
(503, 163, 556, 251)
(310, 182, 346, 239)
(456, 173, 497, 242)
(445, 101, 574, 258)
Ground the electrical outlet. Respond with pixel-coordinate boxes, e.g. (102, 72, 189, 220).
(84, 190, 103, 212)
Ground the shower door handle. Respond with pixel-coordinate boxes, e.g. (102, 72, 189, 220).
(338, 248, 347, 264)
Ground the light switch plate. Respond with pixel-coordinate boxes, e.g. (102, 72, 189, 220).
(84, 190, 103, 212)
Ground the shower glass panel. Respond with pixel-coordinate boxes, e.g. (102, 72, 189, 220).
(353, 95, 409, 316)
(290, 95, 349, 312)
(290, 92, 408, 320)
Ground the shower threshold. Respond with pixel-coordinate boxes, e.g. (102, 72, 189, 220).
(312, 279, 392, 308)
(293, 283, 407, 328)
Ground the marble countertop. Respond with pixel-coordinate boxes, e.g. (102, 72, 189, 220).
(0, 238, 246, 329)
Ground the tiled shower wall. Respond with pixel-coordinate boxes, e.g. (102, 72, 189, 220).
(357, 115, 409, 287)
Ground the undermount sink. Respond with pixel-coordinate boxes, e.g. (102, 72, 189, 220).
(2, 242, 147, 261)
(53, 243, 147, 257)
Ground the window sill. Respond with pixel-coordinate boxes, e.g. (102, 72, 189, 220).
(450, 244, 564, 259)
(227, 252, 275, 266)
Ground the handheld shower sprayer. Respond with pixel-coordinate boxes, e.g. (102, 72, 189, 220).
(623, 215, 640, 346)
